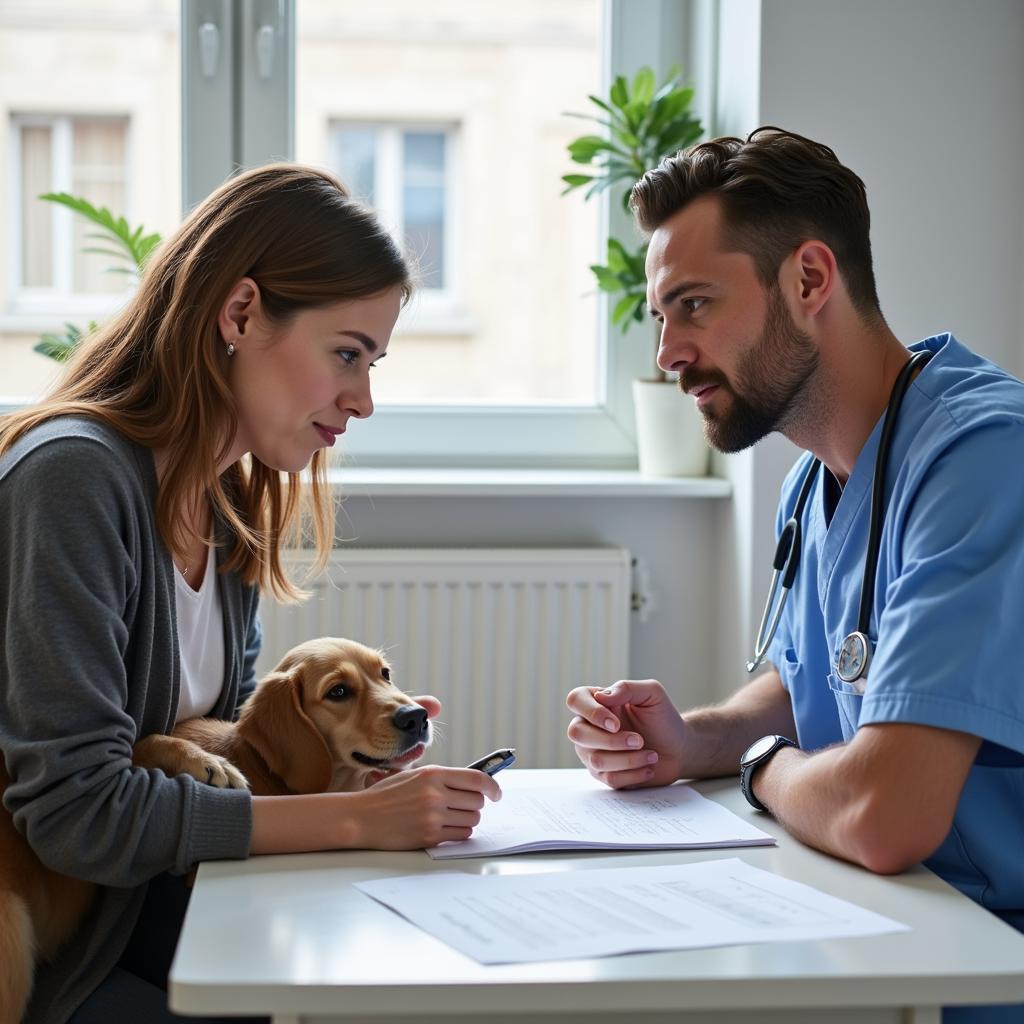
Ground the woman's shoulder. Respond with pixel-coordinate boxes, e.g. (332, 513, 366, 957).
(0, 414, 153, 497)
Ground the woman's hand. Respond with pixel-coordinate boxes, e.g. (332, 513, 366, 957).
(346, 765, 501, 850)
(566, 679, 687, 789)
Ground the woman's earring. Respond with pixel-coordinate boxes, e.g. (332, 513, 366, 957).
(226, 342, 236, 356)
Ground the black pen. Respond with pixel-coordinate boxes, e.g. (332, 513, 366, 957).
(465, 748, 516, 776)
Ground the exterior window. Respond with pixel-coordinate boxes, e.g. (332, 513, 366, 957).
(332, 124, 452, 293)
(1, 1, 179, 403)
(13, 115, 130, 300)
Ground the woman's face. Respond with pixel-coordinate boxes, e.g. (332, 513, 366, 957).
(223, 283, 402, 473)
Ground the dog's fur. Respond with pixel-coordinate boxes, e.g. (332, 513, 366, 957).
(0, 637, 429, 1023)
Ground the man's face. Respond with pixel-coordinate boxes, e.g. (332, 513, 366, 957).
(645, 196, 819, 453)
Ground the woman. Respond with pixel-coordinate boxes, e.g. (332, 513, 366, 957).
(0, 164, 500, 1024)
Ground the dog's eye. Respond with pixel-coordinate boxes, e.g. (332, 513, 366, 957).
(381, 666, 391, 682)
(325, 684, 349, 701)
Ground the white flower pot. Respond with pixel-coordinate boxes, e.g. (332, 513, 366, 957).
(632, 378, 710, 477)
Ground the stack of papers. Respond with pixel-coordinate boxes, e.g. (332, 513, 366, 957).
(428, 781, 774, 859)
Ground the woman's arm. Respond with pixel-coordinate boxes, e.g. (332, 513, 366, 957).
(249, 765, 501, 853)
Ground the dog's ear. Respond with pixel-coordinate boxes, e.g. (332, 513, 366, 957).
(237, 669, 333, 793)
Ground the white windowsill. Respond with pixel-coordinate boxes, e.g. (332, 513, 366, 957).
(327, 466, 732, 498)
(0, 396, 730, 498)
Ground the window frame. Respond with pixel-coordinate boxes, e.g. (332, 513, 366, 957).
(182, 0, 691, 469)
(8, 112, 133, 318)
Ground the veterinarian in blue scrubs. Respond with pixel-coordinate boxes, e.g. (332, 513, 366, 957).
(0, 165, 499, 1024)
(566, 128, 1024, 1023)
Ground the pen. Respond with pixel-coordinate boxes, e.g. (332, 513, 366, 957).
(465, 748, 516, 776)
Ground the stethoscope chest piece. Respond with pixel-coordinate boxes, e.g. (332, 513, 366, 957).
(836, 630, 871, 685)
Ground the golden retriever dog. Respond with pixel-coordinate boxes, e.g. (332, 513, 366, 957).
(0, 637, 429, 1024)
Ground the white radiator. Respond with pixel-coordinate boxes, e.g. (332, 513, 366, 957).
(255, 548, 632, 768)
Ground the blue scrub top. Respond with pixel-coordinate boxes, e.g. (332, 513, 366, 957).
(767, 333, 1024, 935)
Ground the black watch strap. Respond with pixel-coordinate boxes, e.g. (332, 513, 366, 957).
(740, 735, 797, 812)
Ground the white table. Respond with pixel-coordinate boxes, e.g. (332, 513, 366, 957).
(170, 770, 1024, 1023)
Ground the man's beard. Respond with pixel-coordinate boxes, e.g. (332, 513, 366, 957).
(680, 285, 819, 454)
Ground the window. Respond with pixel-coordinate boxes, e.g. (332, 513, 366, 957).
(12, 114, 131, 305)
(0, 0, 180, 401)
(332, 123, 455, 298)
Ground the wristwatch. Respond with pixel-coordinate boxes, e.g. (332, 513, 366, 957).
(739, 734, 797, 812)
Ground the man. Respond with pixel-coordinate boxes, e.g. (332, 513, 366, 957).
(566, 127, 1024, 1022)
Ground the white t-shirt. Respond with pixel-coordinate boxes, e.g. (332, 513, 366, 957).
(174, 543, 225, 724)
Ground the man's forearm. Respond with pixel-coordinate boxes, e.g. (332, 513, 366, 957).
(679, 669, 798, 779)
(751, 722, 981, 874)
(748, 744, 861, 860)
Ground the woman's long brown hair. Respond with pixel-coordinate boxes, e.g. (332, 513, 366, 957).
(0, 163, 412, 600)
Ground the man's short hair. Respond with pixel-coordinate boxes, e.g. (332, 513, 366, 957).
(630, 126, 882, 322)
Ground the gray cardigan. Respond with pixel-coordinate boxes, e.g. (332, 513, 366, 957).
(0, 417, 260, 1024)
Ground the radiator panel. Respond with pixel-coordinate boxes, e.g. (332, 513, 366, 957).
(255, 548, 631, 769)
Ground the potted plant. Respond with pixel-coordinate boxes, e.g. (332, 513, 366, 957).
(563, 66, 709, 476)
(33, 193, 160, 361)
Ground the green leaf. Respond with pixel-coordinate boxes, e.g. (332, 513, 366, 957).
(606, 238, 630, 275)
(586, 94, 623, 122)
(567, 135, 615, 163)
(590, 264, 625, 292)
(34, 322, 85, 362)
(136, 233, 162, 264)
(631, 67, 655, 106)
(654, 117, 703, 158)
(609, 74, 629, 110)
(38, 191, 161, 270)
(627, 240, 649, 278)
(82, 245, 137, 262)
(561, 111, 617, 133)
(648, 90, 694, 134)
(651, 76, 682, 106)
(612, 292, 646, 326)
(560, 173, 595, 194)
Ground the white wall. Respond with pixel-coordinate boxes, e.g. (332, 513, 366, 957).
(757, 0, 1024, 373)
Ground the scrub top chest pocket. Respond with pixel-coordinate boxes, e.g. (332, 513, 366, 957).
(828, 672, 866, 741)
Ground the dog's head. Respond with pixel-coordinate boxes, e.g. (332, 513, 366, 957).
(236, 637, 431, 793)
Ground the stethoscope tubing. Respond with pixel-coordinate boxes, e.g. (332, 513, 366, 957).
(747, 349, 933, 676)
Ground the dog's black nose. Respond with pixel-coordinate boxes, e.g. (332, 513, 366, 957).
(393, 704, 428, 740)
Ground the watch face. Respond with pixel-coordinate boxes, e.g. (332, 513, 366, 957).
(742, 735, 778, 764)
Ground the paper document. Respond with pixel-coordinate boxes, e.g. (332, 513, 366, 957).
(356, 857, 909, 964)
(428, 780, 774, 859)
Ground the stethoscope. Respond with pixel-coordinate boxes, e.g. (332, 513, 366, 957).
(746, 349, 933, 685)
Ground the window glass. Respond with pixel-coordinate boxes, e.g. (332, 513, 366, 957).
(20, 125, 54, 288)
(402, 130, 447, 290)
(295, 0, 604, 406)
(71, 118, 129, 294)
(334, 125, 377, 203)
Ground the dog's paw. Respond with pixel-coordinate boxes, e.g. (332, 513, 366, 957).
(182, 751, 249, 790)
